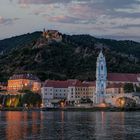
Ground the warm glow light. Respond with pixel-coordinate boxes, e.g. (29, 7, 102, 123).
(25, 83, 28, 86)
(98, 103, 108, 108)
(116, 98, 126, 107)
(60, 102, 64, 108)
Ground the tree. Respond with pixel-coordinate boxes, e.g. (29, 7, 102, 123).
(21, 92, 42, 107)
(124, 83, 134, 93)
(136, 86, 140, 92)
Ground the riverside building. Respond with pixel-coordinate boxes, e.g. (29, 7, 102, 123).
(41, 80, 95, 107)
(41, 51, 140, 107)
(8, 74, 41, 93)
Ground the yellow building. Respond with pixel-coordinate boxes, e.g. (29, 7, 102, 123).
(106, 83, 124, 94)
(8, 74, 41, 93)
(74, 81, 96, 101)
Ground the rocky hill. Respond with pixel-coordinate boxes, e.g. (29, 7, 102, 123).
(0, 31, 139, 81)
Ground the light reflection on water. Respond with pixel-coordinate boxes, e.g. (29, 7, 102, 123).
(0, 111, 140, 140)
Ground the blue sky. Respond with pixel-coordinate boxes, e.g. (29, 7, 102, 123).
(0, 0, 140, 41)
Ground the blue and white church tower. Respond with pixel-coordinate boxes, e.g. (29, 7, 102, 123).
(95, 51, 107, 104)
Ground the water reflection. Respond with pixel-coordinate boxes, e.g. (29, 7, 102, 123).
(0, 111, 140, 140)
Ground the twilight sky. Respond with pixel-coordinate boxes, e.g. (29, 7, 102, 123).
(0, 0, 140, 41)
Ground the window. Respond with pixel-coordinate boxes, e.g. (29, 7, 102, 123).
(101, 65, 103, 70)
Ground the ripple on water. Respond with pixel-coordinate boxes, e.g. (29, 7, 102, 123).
(0, 111, 140, 140)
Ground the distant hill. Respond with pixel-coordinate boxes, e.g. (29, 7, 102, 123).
(0, 32, 41, 54)
(0, 31, 139, 81)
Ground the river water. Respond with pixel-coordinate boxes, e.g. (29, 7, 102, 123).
(0, 111, 140, 140)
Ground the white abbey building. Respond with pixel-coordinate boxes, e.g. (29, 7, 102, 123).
(41, 51, 140, 107)
(95, 51, 107, 104)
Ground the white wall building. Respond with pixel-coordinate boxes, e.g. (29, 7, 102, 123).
(41, 80, 95, 107)
(41, 51, 140, 107)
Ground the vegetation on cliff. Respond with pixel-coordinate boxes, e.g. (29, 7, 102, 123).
(0, 32, 139, 81)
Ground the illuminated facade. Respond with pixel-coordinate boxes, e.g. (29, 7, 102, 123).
(8, 74, 41, 93)
(95, 51, 107, 104)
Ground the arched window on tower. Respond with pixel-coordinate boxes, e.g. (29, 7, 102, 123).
(101, 65, 103, 71)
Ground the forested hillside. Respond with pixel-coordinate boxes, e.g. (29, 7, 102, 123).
(0, 32, 139, 81)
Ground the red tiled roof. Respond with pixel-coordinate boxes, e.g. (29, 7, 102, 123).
(108, 73, 140, 83)
(82, 81, 96, 87)
(67, 80, 81, 86)
(10, 74, 40, 81)
(44, 80, 69, 88)
(44, 80, 96, 88)
(107, 83, 124, 88)
(44, 72, 140, 88)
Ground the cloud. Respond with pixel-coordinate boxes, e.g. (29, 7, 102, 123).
(45, 15, 93, 24)
(18, 0, 73, 5)
(0, 16, 19, 25)
(3, 0, 140, 41)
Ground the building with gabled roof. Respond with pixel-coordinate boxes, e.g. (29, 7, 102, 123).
(108, 73, 140, 86)
(41, 80, 96, 107)
(8, 74, 41, 93)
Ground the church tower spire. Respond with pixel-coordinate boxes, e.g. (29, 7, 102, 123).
(95, 50, 107, 104)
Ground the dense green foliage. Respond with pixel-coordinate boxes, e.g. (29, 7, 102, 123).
(22, 92, 42, 107)
(0, 32, 139, 81)
(0, 32, 41, 54)
(0, 94, 20, 107)
(124, 83, 134, 93)
(0, 92, 42, 107)
(136, 86, 140, 92)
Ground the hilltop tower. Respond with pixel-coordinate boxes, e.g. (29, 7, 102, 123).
(42, 28, 46, 37)
(95, 51, 107, 104)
